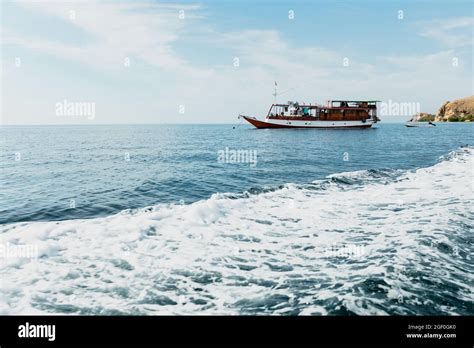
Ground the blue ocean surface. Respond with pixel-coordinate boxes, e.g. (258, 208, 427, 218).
(0, 123, 473, 315)
(1, 123, 472, 224)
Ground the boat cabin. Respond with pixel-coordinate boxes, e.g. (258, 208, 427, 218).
(267, 100, 378, 121)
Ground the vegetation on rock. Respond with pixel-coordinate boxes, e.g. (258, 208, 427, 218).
(409, 96, 473, 122)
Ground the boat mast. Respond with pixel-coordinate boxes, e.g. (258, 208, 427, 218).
(272, 81, 278, 104)
(272, 82, 293, 104)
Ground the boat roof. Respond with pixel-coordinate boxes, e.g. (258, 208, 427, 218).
(271, 101, 379, 108)
(331, 100, 380, 103)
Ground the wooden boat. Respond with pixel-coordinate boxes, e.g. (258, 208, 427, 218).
(240, 100, 379, 129)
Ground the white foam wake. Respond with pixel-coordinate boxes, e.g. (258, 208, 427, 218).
(1, 148, 472, 315)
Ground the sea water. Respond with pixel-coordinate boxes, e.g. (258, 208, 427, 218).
(0, 123, 472, 315)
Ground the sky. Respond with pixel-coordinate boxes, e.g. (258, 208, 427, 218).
(1, 0, 473, 124)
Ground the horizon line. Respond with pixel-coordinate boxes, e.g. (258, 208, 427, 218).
(0, 121, 412, 126)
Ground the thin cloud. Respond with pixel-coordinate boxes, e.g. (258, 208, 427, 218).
(417, 17, 474, 47)
(8, 0, 204, 70)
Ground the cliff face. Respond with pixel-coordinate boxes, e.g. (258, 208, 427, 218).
(435, 95, 474, 122)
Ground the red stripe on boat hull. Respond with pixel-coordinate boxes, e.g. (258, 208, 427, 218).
(242, 116, 373, 129)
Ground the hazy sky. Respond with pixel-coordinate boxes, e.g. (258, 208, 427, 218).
(1, 0, 473, 124)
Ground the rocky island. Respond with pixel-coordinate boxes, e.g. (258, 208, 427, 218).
(409, 95, 474, 122)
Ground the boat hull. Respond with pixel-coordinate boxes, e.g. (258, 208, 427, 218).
(241, 116, 374, 129)
(405, 122, 436, 127)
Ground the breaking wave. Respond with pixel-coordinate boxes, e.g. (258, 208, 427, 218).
(1, 147, 472, 315)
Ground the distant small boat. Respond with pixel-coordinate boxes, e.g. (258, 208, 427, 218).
(405, 121, 436, 127)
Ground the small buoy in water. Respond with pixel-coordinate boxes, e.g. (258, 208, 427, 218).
(232, 126, 235, 129)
